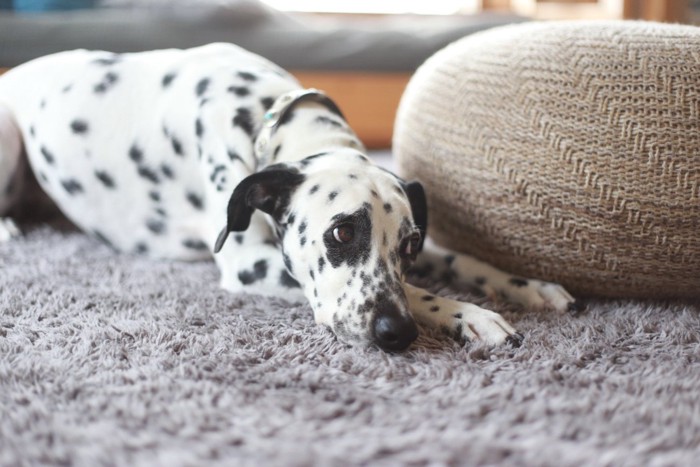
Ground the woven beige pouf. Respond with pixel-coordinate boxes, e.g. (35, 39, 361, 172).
(394, 21, 700, 299)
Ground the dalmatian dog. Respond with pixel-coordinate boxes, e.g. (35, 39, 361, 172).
(0, 43, 581, 351)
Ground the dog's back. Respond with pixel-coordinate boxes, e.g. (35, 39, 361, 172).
(0, 43, 299, 258)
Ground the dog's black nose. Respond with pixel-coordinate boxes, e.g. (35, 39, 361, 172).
(373, 312, 419, 352)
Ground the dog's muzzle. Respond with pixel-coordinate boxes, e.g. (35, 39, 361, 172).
(371, 299, 418, 351)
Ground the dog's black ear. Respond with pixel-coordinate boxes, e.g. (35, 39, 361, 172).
(214, 168, 305, 253)
(403, 180, 428, 252)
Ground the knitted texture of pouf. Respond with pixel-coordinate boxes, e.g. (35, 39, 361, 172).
(394, 21, 700, 299)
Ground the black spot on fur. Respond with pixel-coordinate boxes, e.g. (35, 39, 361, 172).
(146, 219, 166, 235)
(315, 115, 343, 128)
(234, 234, 244, 245)
(422, 295, 435, 301)
(228, 86, 250, 97)
(170, 136, 183, 156)
(195, 118, 204, 138)
(29, 126, 35, 138)
(279, 270, 300, 288)
(232, 107, 254, 136)
(453, 313, 463, 319)
(162, 72, 176, 88)
(475, 276, 487, 286)
(300, 236, 307, 247)
(349, 174, 358, 180)
(298, 221, 307, 235)
(196, 78, 210, 97)
(155, 207, 167, 217)
(383, 203, 393, 213)
(318, 256, 325, 273)
(287, 213, 296, 226)
(237, 71, 257, 82)
(328, 191, 338, 201)
(94, 72, 118, 94)
(430, 306, 440, 312)
(62, 84, 73, 93)
(95, 171, 115, 188)
(283, 253, 293, 273)
(135, 242, 149, 254)
(509, 277, 529, 287)
(238, 260, 268, 285)
(445, 255, 456, 265)
(228, 149, 243, 163)
(92, 230, 115, 249)
(129, 144, 143, 163)
(186, 192, 204, 210)
(260, 97, 274, 110)
(149, 191, 160, 202)
(70, 120, 89, 134)
(137, 166, 160, 184)
(274, 145, 282, 157)
(92, 56, 120, 66)
(309, 184, 320, 195)
(161, 164, 175, 179)
(278, 109, 295, 127)
(370, 190, 379, 198)
(183, 239, 208, 251)
(61, 179, 83, 195)
(210, 165, 226, 183)
(324, 206, 372, 269)
(300, 152, 329, 168)
(40, 146, 55, 165)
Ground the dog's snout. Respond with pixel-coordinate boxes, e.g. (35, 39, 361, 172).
(373, 310, 418, 352)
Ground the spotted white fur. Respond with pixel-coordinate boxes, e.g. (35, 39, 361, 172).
(0, 43, 581, 351)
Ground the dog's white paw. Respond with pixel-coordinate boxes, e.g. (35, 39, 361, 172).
(0, 218, 20, 243)
(453, 304, 523, 347)
(490, 278, 583, 314)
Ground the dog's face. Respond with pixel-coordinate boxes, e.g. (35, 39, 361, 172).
(215, 149, 427, 351)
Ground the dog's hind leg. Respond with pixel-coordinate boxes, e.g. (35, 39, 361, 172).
(0, 104, 24, 242)
(411, 238, 583, 313)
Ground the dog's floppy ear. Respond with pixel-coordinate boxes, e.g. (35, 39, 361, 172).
(214, 167, 305, 253)
(403, 180, 428, 252)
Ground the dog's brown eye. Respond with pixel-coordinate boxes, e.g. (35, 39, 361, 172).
(333, 224, 354, 243)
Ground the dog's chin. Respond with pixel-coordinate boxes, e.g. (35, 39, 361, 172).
(327, 325, 372, 348)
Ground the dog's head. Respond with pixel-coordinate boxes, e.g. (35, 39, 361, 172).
(215, 149, 427, 351)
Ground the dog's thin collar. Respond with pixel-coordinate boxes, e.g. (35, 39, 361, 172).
(254, 88, 344, 166)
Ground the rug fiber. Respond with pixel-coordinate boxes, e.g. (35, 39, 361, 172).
(1, 225, 699, 466)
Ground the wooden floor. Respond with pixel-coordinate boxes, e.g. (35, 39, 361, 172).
(0, 67, 410, 149)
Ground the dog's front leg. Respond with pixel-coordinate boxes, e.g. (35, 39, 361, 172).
(404, 283, 523, 346)
(411, 239, 582, 313)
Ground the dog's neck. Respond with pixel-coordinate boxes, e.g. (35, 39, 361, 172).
(254, 89, 365, 168)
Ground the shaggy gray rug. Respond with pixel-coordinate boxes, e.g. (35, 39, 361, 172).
(2, 223, 700, 466)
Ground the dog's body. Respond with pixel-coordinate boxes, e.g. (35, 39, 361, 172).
(0, 43, 579, 350)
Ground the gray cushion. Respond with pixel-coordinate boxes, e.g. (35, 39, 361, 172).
(0, 5, 523, 71)
(394, 21, 700, 299)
